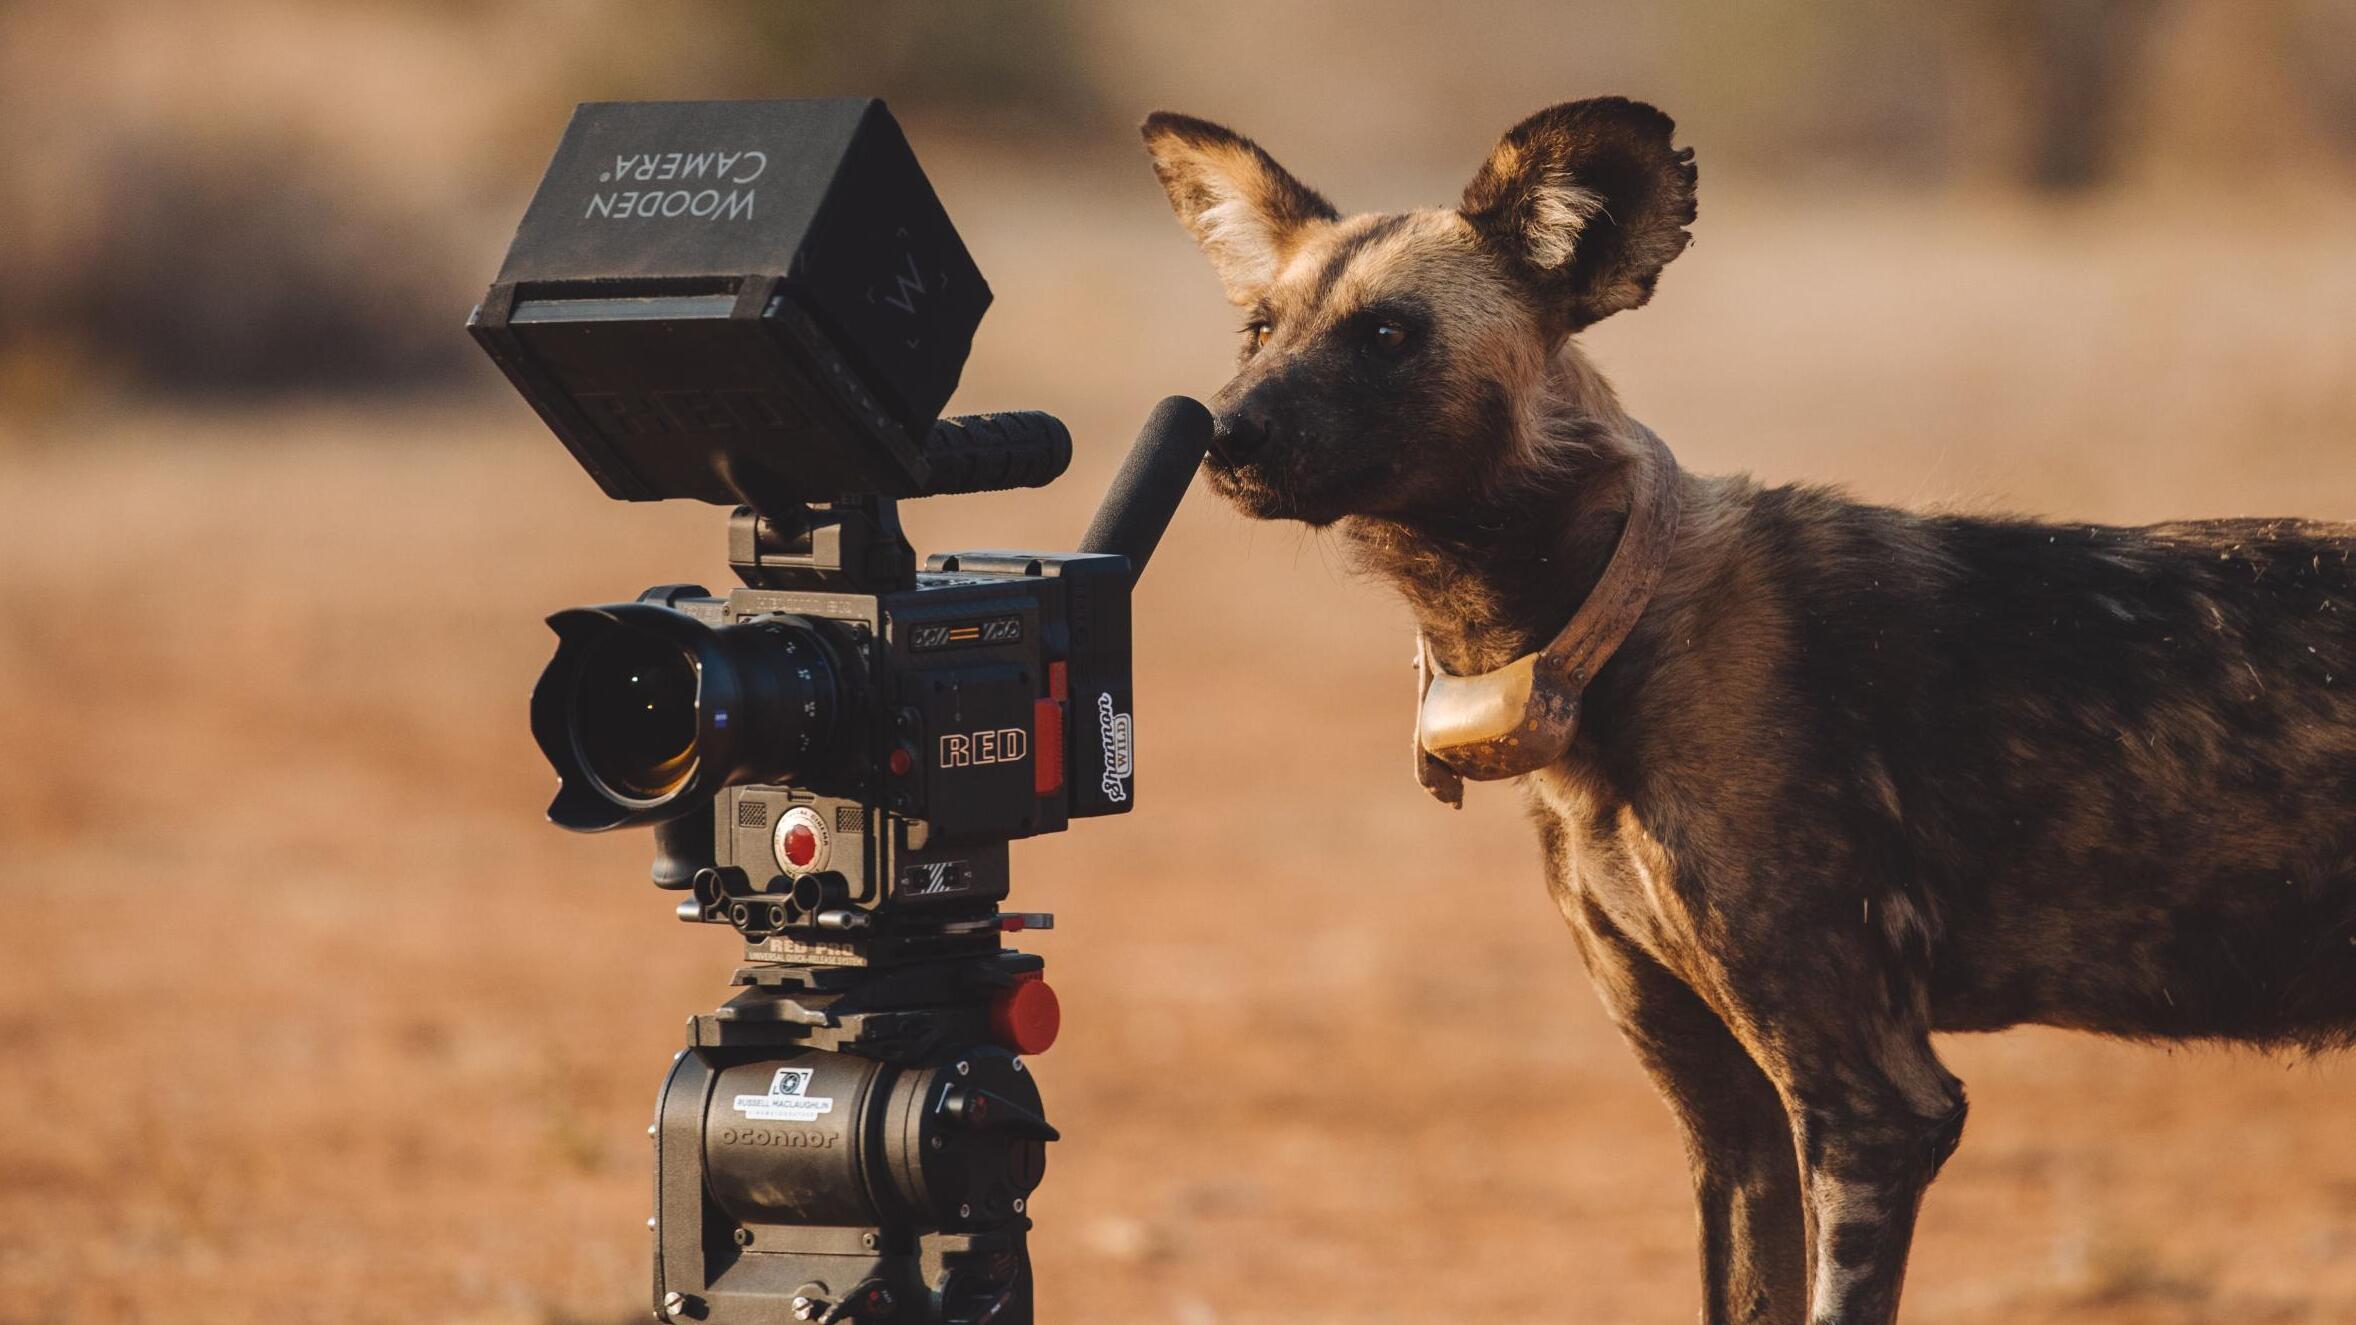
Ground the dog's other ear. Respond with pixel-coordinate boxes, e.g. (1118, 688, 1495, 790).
(1141, 112, 1339, 305)
(1460, 98, 1697, 333)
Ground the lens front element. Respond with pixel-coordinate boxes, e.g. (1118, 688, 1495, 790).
(573, 632, 701, 801)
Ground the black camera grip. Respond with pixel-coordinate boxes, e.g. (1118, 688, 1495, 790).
(916, 411, 1074, 496)
(1080, 396, 1214, 583)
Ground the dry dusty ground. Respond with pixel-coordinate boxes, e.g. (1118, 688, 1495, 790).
(3, 179, 2356, 1324)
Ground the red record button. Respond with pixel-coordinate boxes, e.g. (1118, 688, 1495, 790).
(781, 824, 817, 867)
(988, 975, 1061, 1056)
(772, 805, 830, 875)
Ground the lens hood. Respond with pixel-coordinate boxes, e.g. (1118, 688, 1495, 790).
(531, 601, 846, 830)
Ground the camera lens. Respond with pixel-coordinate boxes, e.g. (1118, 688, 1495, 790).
(571, 632, 701, 800)
(531, 602, 851, 830)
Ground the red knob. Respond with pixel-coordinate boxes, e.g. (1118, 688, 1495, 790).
(988, 975, 1060, 1056)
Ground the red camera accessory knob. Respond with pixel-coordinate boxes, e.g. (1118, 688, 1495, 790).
(988, 974, 1061, 1056)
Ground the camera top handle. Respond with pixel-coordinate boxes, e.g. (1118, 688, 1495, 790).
(923, 396, 1215, 579)
(915, 410, 1072, 497)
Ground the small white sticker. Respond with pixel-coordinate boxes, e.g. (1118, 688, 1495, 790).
(1096, 692, 1133, 803)
(734, 1066, 835, 1122)
(901, 860, 974, 896)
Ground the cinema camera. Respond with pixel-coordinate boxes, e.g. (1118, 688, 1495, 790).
(470, 100, 1211, 1324)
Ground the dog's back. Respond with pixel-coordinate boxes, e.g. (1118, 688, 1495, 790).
(1580, 485, 2356, 1052)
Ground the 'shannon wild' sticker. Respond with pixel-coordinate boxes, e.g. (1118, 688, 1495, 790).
(1096, 692, 1133, 803)
(733, 1066, 835, 1122)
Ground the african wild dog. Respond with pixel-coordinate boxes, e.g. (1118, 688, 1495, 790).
(1142, 99, 2356, 1324)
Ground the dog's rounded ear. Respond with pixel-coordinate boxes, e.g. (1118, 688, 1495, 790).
(1460, 98, 1697, 333)
(1141, 112, 1339, 306)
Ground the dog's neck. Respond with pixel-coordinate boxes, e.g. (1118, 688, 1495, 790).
(1343, 413, 1659, 678)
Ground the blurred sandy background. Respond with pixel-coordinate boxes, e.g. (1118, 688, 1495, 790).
(4, 3, 2356, 1322)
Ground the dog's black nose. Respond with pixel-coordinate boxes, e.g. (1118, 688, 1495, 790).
(1210, 414, 1269, 464)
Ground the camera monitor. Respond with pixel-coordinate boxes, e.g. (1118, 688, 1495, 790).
(469, 98, 998, 510)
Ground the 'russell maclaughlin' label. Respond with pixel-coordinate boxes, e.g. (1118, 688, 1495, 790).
(585, 149, 767, 221)
(733, 1066, 834, 1122)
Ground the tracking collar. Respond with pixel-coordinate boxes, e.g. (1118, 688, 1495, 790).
(1413, 424, 1682, 807)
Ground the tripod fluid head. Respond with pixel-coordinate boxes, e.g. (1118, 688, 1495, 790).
(470, 99, 1210, 1324)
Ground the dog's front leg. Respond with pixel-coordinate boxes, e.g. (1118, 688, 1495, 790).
(1758, 1018, 1966, 1325)
(1567, 907, 1807, 1325)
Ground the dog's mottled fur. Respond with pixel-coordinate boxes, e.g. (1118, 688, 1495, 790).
(1144, 99, 2356, 1324)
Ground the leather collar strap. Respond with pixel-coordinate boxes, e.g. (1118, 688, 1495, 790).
(1414, 424, 1682, 807)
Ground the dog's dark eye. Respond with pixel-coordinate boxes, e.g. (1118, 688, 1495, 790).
(1246, 320, 1273, 350)
(1371, 321, 1410, 354)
